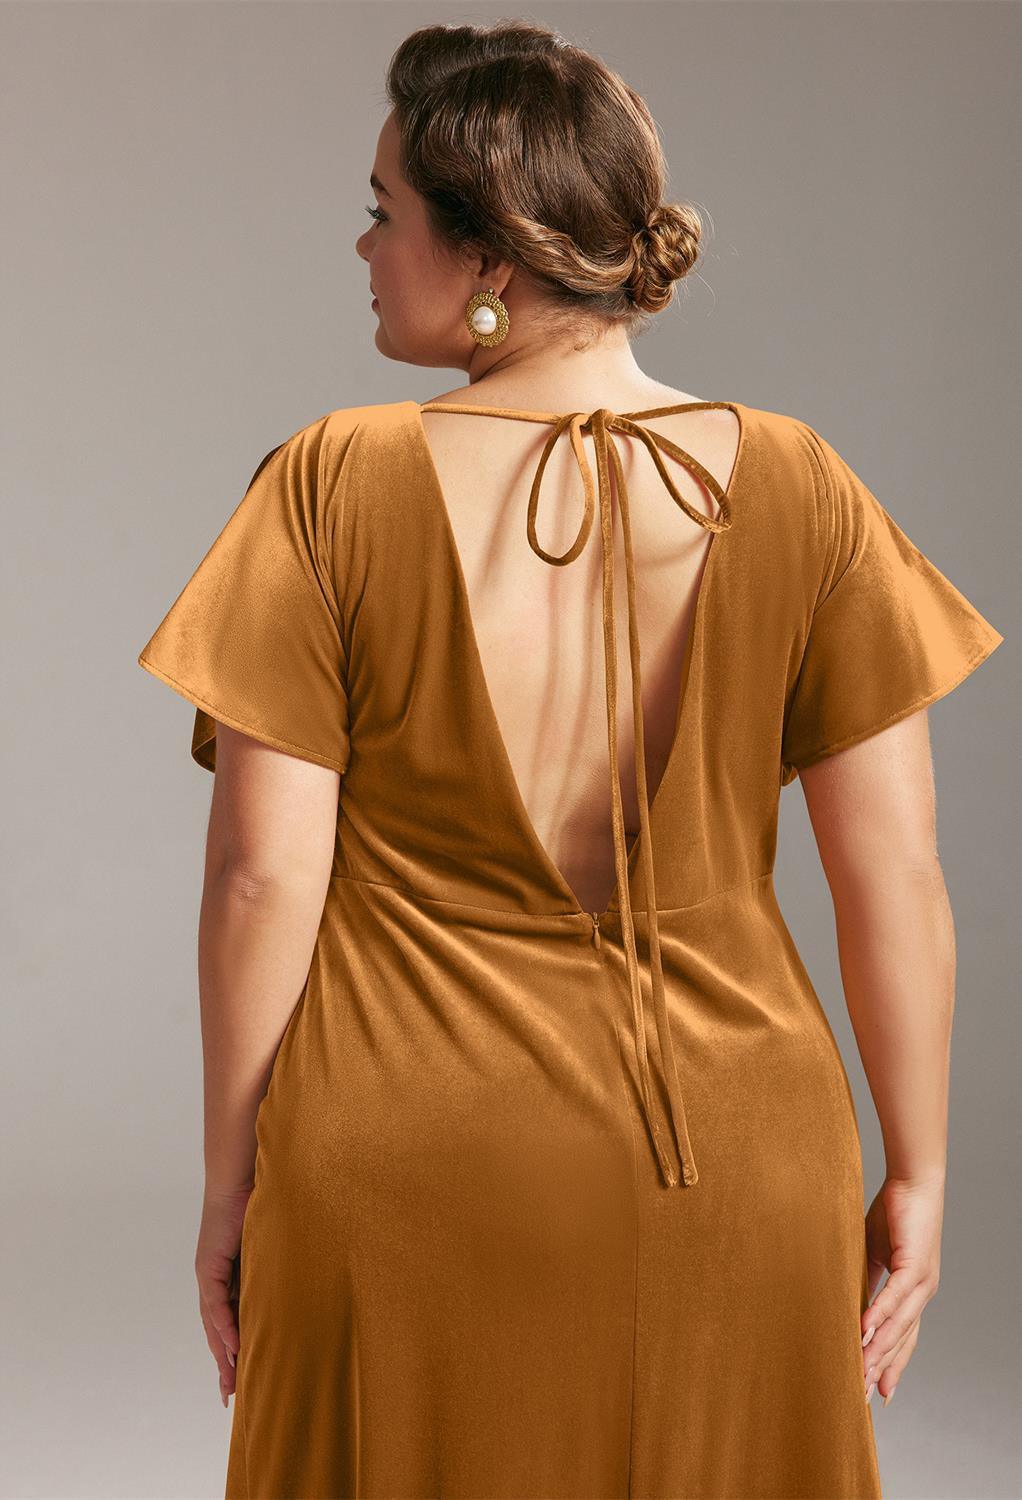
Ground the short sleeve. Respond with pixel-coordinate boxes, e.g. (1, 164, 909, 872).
(780, 423, 1004, 784)
(137, 419, 351, 775)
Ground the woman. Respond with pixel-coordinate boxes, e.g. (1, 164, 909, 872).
(138, 20, 1003, 1499)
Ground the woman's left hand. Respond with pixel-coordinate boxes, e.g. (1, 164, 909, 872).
(861, 1171, 945, 1406)
(196, 1185, 252, 1407)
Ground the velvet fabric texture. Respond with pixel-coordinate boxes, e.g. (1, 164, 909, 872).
(138, 398, 1002, 1499)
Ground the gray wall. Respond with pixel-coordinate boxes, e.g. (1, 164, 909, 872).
(2, 3, 1017, 1496)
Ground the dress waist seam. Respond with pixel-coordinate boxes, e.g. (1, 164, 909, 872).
(326, 868, 774, 918)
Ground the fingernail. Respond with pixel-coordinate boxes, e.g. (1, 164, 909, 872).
(862, 1326, 876, 1347)
(865, 1381, 876, 1402)
(882, 1390, 894, 1406)
(226, 1347, 236, 1367)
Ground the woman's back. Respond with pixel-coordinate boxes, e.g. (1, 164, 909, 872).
(416, 392, 742, 912)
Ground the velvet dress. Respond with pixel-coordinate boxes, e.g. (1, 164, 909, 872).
(138, 397, 1003, 1499)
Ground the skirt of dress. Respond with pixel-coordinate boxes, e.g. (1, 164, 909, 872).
(225, 871, 881, 1500)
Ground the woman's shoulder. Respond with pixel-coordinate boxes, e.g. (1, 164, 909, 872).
(255, 401, 417, 488)
(292, 398, 415, 442)
(721, 401, 829, 539)
(253, 400, 412, 458)
(740, 400, 820, 460)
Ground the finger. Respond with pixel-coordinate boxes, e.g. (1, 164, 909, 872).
(863, 1298, 915, 1375)
(861, 1266, 936, 1352)
(865, 1276, 934, 1371)
(199, 1288, 238, 1397)
(201, 1301, 237, 1395)
(875, 1321, 919, 1405)
(865, 1313, 916, 1385)
(201, 1267, 241, 1364)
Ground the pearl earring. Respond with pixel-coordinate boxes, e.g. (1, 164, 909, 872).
(465, 287, 509, 346)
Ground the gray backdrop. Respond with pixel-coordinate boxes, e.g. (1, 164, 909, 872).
(2, 3, 1018, 1497)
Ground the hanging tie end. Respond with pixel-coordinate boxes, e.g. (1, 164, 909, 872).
(663, 1159, 699, 1190)
(651, 1123, 699, 1189)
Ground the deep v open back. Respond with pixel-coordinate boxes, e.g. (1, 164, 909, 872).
(138, 390, 1001, 1498)
(418, 398, 740, 1189)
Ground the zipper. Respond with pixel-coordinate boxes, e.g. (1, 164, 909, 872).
(590, 911, 601, 949)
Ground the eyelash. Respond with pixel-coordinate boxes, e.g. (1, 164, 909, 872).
(365, 203, 387, 224)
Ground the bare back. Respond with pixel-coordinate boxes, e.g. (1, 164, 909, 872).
(417, 398, 742, 913)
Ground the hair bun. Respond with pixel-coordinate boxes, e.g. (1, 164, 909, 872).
(388, 20, 707, 333)
(625, 202, 703, 313)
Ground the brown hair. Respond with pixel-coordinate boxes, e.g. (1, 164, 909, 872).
(385, 19, 703, 339)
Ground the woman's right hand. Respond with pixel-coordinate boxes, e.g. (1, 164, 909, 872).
(861, 1171, 945, 1404)
(196, 1185, 252, 1407)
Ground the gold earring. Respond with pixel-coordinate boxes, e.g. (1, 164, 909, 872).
(465, 287, 509, 346)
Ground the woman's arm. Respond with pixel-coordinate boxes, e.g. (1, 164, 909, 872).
(199, 724, 339, 1192)
(194, 723, 341, 1406)
(800, 707, 951, 1406)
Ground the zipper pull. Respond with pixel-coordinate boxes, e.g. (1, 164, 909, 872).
(590, 911, 601, 949)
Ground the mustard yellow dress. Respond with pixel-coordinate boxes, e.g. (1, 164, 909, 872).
(138, 399, 1003, 1499)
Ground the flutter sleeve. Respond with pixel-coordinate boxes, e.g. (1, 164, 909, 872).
(137, 418, 351, 775)
(780, 422, 1004, 784)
